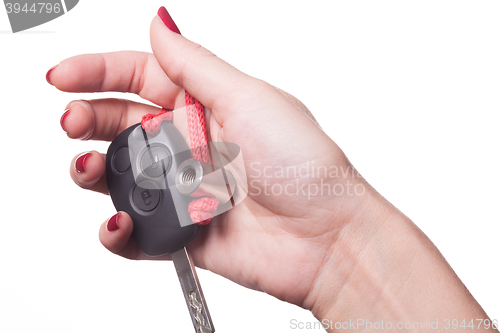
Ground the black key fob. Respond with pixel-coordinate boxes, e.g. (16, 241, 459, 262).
(106, 122, 200, 256)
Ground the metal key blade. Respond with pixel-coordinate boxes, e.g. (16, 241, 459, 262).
(171, 247, 214, 333)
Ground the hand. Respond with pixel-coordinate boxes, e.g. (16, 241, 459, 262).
(50, 15, 361, 308)
(49, 12, 496, 331)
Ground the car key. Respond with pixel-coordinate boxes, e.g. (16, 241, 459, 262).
(106, 121, 216, 333)
(172, 247, 214, 333)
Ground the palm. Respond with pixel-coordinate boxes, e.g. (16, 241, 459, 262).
(172, 80, 350, 306)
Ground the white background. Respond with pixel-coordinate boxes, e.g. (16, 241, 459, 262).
(0, 1, 498, 332)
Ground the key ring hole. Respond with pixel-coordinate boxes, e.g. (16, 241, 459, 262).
(180, 167, 197, 186)
(175, 159, 203, 195)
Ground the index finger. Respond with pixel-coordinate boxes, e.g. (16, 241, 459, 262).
(47, 51, 182, 109)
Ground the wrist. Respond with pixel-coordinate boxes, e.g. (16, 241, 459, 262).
(302, 183, 399, 318)
(303, 183, 493, 332)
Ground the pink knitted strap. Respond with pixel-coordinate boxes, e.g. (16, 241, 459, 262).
(188, 197, 219, 226)
(141, 93, 218, 225)
(141, 108, 173, 135)
(185, 90, 210, 163)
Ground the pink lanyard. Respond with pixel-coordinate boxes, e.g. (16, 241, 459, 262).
(141, 91, 218, 225)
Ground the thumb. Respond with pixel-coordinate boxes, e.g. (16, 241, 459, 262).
(150, 7, 255, 122)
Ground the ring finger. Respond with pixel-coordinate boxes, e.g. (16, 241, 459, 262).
(70, 151, 108, 194)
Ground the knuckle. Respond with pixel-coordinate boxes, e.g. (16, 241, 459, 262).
(128, 52, 149, 95)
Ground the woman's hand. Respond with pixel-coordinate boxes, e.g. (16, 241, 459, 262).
(49, 11, 496, 331)
(50, 15, 365, 310)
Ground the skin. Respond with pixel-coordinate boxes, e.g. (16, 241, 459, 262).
(50, 16, 497, 332)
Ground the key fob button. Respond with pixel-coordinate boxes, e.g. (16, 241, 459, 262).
(112, 147, 131, 173)
(140, 144, 172, 178)
(132, 180, 161, 212)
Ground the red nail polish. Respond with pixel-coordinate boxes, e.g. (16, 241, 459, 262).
(60, 109, 70, 132)
(75, 152, 91, 173)
(46, 65, 57, 85)
(107, 213, 120, 232)
(158, 6, 181, 34)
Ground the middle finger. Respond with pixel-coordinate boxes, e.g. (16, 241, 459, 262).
(61, 98, 160, 141)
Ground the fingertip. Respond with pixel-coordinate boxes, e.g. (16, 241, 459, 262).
(70, 150, 105, 187)
(75, 152, 91, 174)
(46, 64, 57, 86)
(106, 212, 120, 232)
(60, 109, 70, 133)
(62, 101, 95, 140)
(100, 212, 134, 254)
(157, 6, 181, 34)
(52, 54, 106, 92)
(150, 16, 253, 122)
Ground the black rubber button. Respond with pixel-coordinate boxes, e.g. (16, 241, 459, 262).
(113, 147, 131, 173)
(132, 180, 161, 212)
(140, 145, 172, 178)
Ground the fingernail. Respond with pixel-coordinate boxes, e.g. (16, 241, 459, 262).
(46, 65, 57, 85)
(158, 6, 181, 34)
(75, 152, 91, 173)
(60, 109, 70, 132)
(107, 213, 120, 232)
